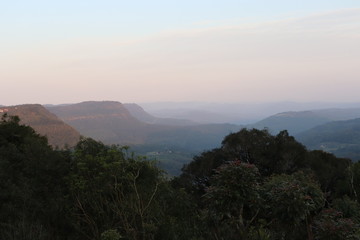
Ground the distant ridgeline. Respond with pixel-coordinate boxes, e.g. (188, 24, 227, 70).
(46, 101, 241, 151)
(3, 101, 360, 176)
(249, 108, 360, 161)
(296, 118, 360, 160)
(249, 108, 360, 136)
(1, 101, 241, 175)
(1, 117, 360, 239)
(0, 104, 80, 148)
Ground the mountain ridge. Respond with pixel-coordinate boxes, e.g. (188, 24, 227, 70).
(0, 104, 80, 148)
(249, 107, 360, 135)
(295, 117, 360, 160)
(46, 101, 241, 151)
(123, 103, 198, 126)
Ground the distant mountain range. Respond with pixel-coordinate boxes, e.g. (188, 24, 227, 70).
(46, 101, 241, 151)
(0, 101, 242, 174)
(141, 101, 360, 124)
(46, 101, 241, 175)
(123, 103, 197, 126)
(47, 101, 148, 145)
(249, 108, 360, 135)
(0, 104, 80, 148)
(3, 100, 360, 174)
(245, 108, 360, 160)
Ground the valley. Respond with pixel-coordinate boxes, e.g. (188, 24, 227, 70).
(2, 101, 360, 175)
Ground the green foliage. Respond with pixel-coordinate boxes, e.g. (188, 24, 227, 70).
(313, 208, 360, 240)
(204, 161, 261, 238)
(2, 117, 360, 240)
(262, 172, 324, 232)
(132, 143, 196, 176)
(180, 128, 360, 239)
(350, 162, 360, 202)
(205, 161, 260, 218)
(222, 129, 307, 176)
(332, 196, 360, 222)
(1, 105, 80, 148)
(296, 118, 360, 160)
(101, 229, 122, 240)
(0, 114, 72, 239)
(179, 128, 309, 201)
(68, 137, 168, 240)
(247, 225, 272, 240)
(180, 148, 229, 199)
(154, 185, 205, 240)
(306, 150, 351, 197)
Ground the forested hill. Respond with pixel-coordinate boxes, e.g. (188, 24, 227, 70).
(47, 101, 149, 145)
(1, 117, 360, 239)
(46, 101, 241, 151)
(0, 104, 80, 148)
(250, 107, 360, 135)
(296, 118, 360, 160)
(250, 111, 329, 135)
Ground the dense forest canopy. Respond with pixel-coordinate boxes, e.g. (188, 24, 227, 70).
(1, 114, 360, 239)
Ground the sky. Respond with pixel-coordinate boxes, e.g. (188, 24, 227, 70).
(1, 0, 360, 105)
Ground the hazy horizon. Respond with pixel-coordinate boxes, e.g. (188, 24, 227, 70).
(3, 100, 360, 107)
(4, 100, 360, 126)
(1, 1, 360, 106)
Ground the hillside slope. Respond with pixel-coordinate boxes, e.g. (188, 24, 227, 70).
(123, 103, 197, 126)
(250, 111, 329, 135)
(47, 101, 151, 145)
(296, 118, 360, 160)
(0, 104, 80, 148)
(250, 107, 360, 135)
(47, 101, 241, 150)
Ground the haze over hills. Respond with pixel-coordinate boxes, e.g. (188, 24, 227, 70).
(46, 101, 242, 175)
(47, 101, 241, 151)
(295, 118, 360, 160)
(0, 104, 80, 148)
(249, 107, 360, 135)
(250, 111, 329, 135)
(47, 101, 150, 145)
(312, 108, 360, 121)
(123, 103, 197, 126)
(141, 101, 360, 125)
(4, 100, 360, 174)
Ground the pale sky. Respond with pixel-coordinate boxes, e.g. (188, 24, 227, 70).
(1, 0, 360, 105)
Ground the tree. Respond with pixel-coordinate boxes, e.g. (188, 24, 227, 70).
(179, 129, 308, 200)
(262, 172, 324, 239)
(221, 129, 307, 176)
(179, 148, 230, 199)
(203, 161, 261, 239)
(349, 161, 360, 202)
(68, 138, 165, 240)
(333, 196, 360, 223)
(313, 208, 360, 240)
(306, 150, 352, 199)
(0, 114, 72, 239)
